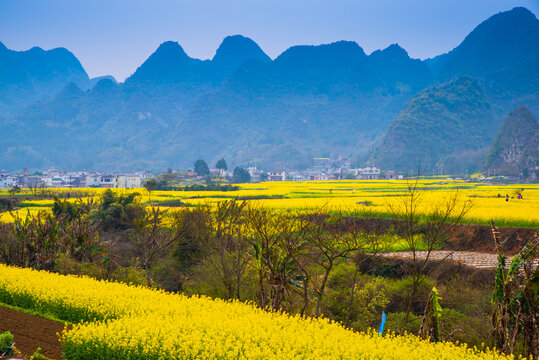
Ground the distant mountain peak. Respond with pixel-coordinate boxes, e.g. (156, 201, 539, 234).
(275, 40, 366, 66)
(125, 41, 202, 83)
(383, 43, 408, 56)
(370, 43, 410, 60)
(502, 6, 537, 20)
(153, 41, 190, 60)
(92, 77, 119, 91)
(90, 75, 117, 88)
(0, 41, 7, 52)
(212, 35, 271, 66)
(434, 6, 539, 81)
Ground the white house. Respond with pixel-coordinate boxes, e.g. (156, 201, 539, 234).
(349, 166, 381, 180)
(100, 175, 118, 188)
(268, 171, 286, 181)
(117, 175, 142, 189)
(0, 175, 17, 188)
(85, 175, 101, 188)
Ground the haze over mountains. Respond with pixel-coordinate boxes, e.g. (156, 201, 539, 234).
(1, 7, 538, 174)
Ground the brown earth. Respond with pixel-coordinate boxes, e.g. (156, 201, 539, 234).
(0, 305, 65, 360)
(349, 218, 537, 255)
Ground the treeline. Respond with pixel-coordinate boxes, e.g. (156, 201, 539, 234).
(0, 189, 536, 358)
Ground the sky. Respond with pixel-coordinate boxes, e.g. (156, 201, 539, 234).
(1, 0, 538, 81)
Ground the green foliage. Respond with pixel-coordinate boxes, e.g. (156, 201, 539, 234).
(52, 195, 89, 221)
(90, 189, 142, 230)
(484, 105, 539, 177)
(384, 276, 435, 314)
(232, 167, 251, 183)
(374, 76, 496, 173)
(143, 179, 158, 193)
(324, 264, 389, 331)
(8, 186, 21, 195)
(194, 159, 210, 176)
(0, 331, 13, 353)
(29, 347, 54, 360)
(430, 287, 442, 319)
(215, 158, 227, 170)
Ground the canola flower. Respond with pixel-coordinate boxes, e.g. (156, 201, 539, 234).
(0, 264, 516, 359)
(1, 180, 538, 228)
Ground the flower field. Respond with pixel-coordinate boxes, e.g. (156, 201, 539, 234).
(1, 180, 538, 227)
(0, 264, 515, 359)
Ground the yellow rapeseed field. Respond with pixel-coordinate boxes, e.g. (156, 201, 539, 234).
(0, 264, 515, 359)
(1, 180, 538, 227)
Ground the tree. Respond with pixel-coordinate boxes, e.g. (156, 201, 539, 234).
(89, 189, 142, 231)
(233, 167, 251, 183)
(245, 205, 311, 310)
(208, 200, 252, 300)
(387, 173, 472, 331)
(143, 179, 158, 195)
(8, 186, 21, 196)
(194, 159, 210, 176)
(215, 159, 227, 171)
(131, 206, 178, 286)
(307, 213, 375, 317)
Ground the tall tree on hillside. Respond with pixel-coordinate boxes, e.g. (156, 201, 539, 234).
(215, 159, 228, 171)
(194, 159, 210, 176)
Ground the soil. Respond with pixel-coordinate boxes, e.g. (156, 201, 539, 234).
(0, 305, 65, 360)
(348, 217, 537, 255)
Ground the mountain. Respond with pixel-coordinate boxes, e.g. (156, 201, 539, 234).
(1, 7, 538, 172)
(160, 40, 433, 170)
(0, 42, 90, 116)
(89, 75, 117, 87)
(484, 105, 539, 178)
(370, 44, 432, 92)
(125, 41, 210, 85)
(430, 7, 539, 115)
(1, 37, 432, 171)
(373, 76, 496, 173)
(211, 35, 271, 78)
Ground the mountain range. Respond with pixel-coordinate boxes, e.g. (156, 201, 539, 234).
(1, 7, 538, 174)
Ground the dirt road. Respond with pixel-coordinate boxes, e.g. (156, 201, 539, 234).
(380, 250, 539, 270)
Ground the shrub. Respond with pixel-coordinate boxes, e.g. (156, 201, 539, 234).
(0, 331, 14, 353)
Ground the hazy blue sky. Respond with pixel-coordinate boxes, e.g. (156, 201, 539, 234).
(1, 0, 538, 81)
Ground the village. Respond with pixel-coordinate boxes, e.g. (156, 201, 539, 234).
(0, 156, 404, 189)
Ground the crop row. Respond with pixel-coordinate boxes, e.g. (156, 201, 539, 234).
(0, 264, 516, 359)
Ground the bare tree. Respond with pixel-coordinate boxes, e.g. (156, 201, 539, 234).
(209, 200, 252, 300)
(245, 204, 311, 311)
(387, 174, 472, 330)
(307, 212, 379, 318)
(132, 206, 177, 286)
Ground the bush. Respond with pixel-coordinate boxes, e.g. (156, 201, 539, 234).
(0, 331, 14, 353)
(324, 264, 389, 331)
(384, 275, 434, 314)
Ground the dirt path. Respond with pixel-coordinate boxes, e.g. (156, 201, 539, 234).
(380, 250, 539, 270)
(0, 305, 65, 360)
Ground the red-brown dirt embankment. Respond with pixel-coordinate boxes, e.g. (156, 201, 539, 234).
(0, 305, 65, 359)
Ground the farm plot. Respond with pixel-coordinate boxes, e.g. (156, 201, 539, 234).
(0, 264, 513, 360)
